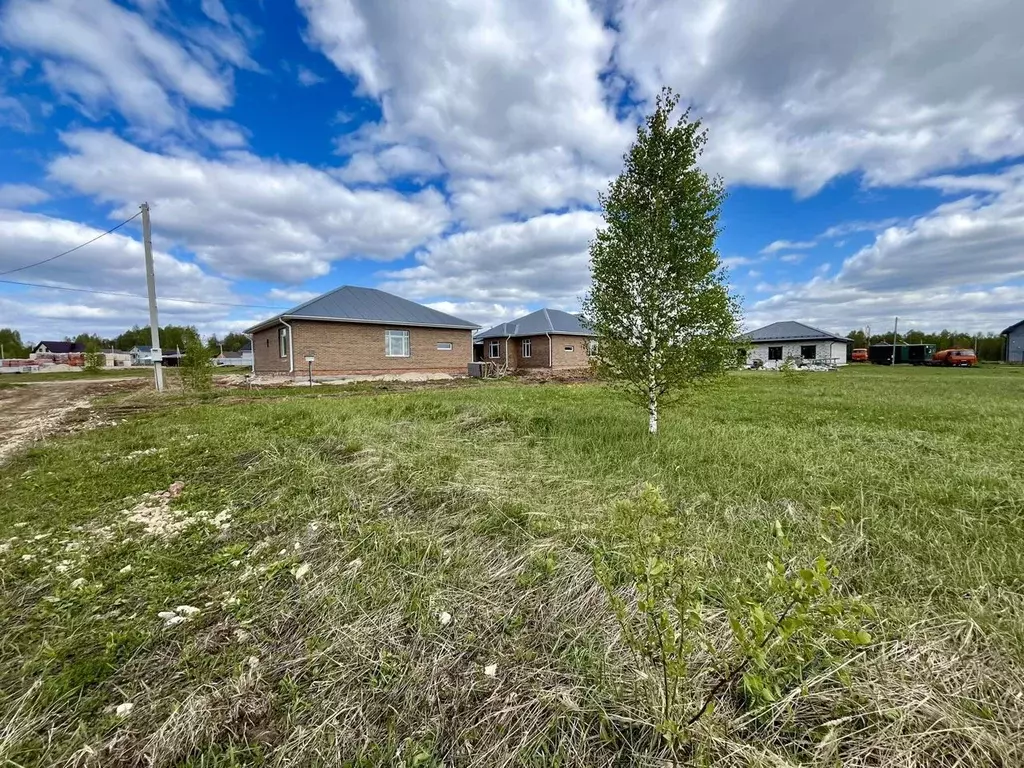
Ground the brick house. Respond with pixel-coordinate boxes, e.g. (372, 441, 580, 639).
(30, 341, 86, 366)
(30, 341, 85, 357)
(245, 286, 479, 377)
(475, 309, 595, 371)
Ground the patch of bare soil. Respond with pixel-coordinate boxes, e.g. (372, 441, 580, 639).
(0, 379, 147, 465)
(509, 367, 595, 384)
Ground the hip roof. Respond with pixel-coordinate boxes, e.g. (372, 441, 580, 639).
(245, 285, 480, 333)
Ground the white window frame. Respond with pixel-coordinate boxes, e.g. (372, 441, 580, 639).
(564, 345, 574, 352)
(436, 342, 453, 351)
(488, 340, 500, 358)
(278, 327, 289, 358)
(385, 329, 411, 358)
(521, 338, 532, 358)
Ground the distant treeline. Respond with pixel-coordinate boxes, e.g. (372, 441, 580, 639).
(0, 325, 250, 359)
(846, 329, 1007, 361)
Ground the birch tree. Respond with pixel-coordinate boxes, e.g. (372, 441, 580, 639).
(582, 88, 739, 435)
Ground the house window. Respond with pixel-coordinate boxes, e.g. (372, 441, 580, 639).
(436, 342, 453, 351)
(564, 345, 574, 352)
(521, 338, 532, 358)
(768, 346, 783, 361)
(278, 327, 289, 358)
(488, 340, 500, 358)
(587, 339, 598, 355)
(385, 330, 410, 357)
(801, 345, 817, 360)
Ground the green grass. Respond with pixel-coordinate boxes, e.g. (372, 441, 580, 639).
(2, 365, 1023, 766)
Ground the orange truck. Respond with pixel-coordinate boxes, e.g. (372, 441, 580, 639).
(926, 348, 978, 367)
(851, 348, 868, 362)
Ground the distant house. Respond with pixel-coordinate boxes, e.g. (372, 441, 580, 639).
(130, 345, 155, 366)
(474, 309, 595, 371)
(1002, 320, 1024, 364)
(739, 322, 850, 368)
(31, 341, 84, 358)
(245, 285, 479, 377)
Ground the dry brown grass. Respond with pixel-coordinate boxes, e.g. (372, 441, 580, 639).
(1, 367, 1023, 765)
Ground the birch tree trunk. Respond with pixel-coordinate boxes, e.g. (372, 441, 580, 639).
(648, 387, 659, 434)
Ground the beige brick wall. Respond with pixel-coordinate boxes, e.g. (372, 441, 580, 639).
(253, 325, 291, 373)
(253, 320, 473, 376)
(478, 333, 592, 370)
(481, 336, 517, 370)
(550, 334, 592, 368)
(515, 335, 550, 369)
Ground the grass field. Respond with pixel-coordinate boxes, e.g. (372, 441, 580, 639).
(2, 365, 1023, 766)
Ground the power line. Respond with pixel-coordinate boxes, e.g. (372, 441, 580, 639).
(0, 211, 143, 277)
(0, 277, 287, 310)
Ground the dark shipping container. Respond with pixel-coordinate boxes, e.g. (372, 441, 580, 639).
(868, 344, 937, 365)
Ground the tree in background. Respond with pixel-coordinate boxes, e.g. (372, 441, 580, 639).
(847, 328, 1006, 361)
(583, 88, 740, 435)
(82, 341, 105, 374)
(180, 336, 214, 392)
(0, 328, 30, 359)
(114, 326, 151, 351)
(158, 325, 200, 353)
(206, 331, 249, 356)
(220, 332, 249, 352)
(74, 332, 108, 350)
(112, 325, 200, 352)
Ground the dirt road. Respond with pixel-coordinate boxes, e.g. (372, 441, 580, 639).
(0, 379, 143, 465)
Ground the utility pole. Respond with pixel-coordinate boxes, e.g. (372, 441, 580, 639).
(140, 202, 164, 392)
(890, 316, 899, 366)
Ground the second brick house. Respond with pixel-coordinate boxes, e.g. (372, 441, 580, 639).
(246, 285, 479, 377)
(475, 309, 595, 371)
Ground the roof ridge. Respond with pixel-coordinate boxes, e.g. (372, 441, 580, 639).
(795, 320, 839, 337)
(285, 284, 351, 316)
(541, 308, 554, 333)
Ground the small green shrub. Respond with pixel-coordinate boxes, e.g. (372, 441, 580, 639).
(180, 337, 214, 392)
(82, 344, 104, 374)
(779, 356, 799, 381)
(593, 486, 874, 765)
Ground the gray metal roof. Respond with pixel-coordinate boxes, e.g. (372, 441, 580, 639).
(741, 321, 851, 343)
(246, 286, 479, 332)
(476, 308, 595, 340)
(1000, 319, 1024, 336)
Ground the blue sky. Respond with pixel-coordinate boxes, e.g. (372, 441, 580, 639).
(1, 0, 1023, 343)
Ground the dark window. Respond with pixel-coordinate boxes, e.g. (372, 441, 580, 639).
(801, 345, 817, 360)
(278, 327, 289, 358)
(768, 346, 783, 361)
(564, 345, 574, 352)
(488, 340, 500, 358)
(521, 338, 532, 358)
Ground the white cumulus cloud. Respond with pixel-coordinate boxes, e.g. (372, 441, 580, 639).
(47, 131, 452, 282)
